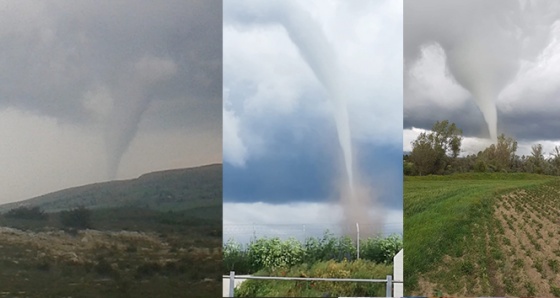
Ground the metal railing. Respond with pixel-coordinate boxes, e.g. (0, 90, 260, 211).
(224, 270, 403, 297)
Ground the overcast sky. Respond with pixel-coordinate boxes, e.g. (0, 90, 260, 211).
(404, 0, 560, 155)
(223, 0, 403, 242)
(0, 1, 221, 204)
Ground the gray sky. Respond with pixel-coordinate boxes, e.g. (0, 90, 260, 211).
(0, 1, 221, 204)
(223, 0, 403, 241)
(404, 0, 560, 155)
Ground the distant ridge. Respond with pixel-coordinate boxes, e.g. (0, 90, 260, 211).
(0, 164, 222, 213)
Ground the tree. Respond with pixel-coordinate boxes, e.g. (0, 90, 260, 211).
(529, 144, 545, 174)
(5, 206, 47, 220)
(409, 132, 438, 175)
(550, 146, 560, 175)
(409, 120, 463, 175)
(60, 206, 92, 230)
(478, 134, 518, 172)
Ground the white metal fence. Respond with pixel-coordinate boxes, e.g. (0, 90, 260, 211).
(223, 249, 405, 297)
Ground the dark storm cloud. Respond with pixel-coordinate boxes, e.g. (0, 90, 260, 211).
(0, 1, 221, 124)
(0, 1, 222, 179)
(224, 120, 403, 212)
(404, 98, 497, 138)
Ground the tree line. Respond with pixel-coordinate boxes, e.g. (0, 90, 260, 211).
(405, 120, 560, 176)
(3, 205, 92, 229)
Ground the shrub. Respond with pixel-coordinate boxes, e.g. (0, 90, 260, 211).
(224, 239, 252, 273)
(5, 206, 47, 220)
(360, 234, 403, 264)
(224, 233, 403, 274)
(247, 237, 304, 271)
(60, 206, 92, 229)
(304, 231, 356, 263)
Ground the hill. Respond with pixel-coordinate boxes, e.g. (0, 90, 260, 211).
(0, 163, 223, 297)
(0, 164, 222, 214)
(404, 173, 560, 296)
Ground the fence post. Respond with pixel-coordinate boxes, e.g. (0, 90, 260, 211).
(229, 271, 235, 297)
(356, 222, 360, 260)
(386, 275, 392, 297)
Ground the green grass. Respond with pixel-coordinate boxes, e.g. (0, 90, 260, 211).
(404, 172, 554, 293)
(234, 259, 392, 297)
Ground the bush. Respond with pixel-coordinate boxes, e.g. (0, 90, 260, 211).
(5, 206, 47, 220)
(224, 233, 403, 274)
(224, 239, 252, 274)
(247, 237, 304, 271)
(60, 206, 92, 229)
(304, 232, 357, 263)
(360, 234, 403, 264)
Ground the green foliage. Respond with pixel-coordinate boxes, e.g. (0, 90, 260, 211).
(59, 206, 92, 230)
(360, 234, 403, 264)
(223, 239, 252, 273)
(409, 120, 463, 175)
(303, 232, 356, 263)
(235, 259, 391, 297)
(224, 233, 402, 275)
(247, 237, 304, 271)
(405, 120, 560, 177)
(478, 134, 518, 172)
(5, 206, 47, 220)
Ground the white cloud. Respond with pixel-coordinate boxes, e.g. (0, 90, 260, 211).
(499, 21, 560, 115)
(223, 96, 248, 167)
(223, 201, 402, 244)
(223, 0, 403, 167)
(405, 44, 470, 112)
(404, 1, 560, 142)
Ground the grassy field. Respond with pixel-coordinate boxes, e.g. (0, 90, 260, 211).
(234, 260, 392, 297)
(404, 173, 559, 296)
(0, 206, 222, 297)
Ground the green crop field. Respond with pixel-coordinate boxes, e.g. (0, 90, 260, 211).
(404, 173, 560, 296)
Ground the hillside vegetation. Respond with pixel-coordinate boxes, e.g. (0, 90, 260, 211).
(404, 173, 560, 296)
(0, 164, 221, 213)
(0, 164, 222, 297)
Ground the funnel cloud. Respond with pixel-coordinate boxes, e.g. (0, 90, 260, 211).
(105, 56, 178, 179)
(224, 0, 403, 238)
(0, 1, 221, 203)
(405, 0, 560, 142)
